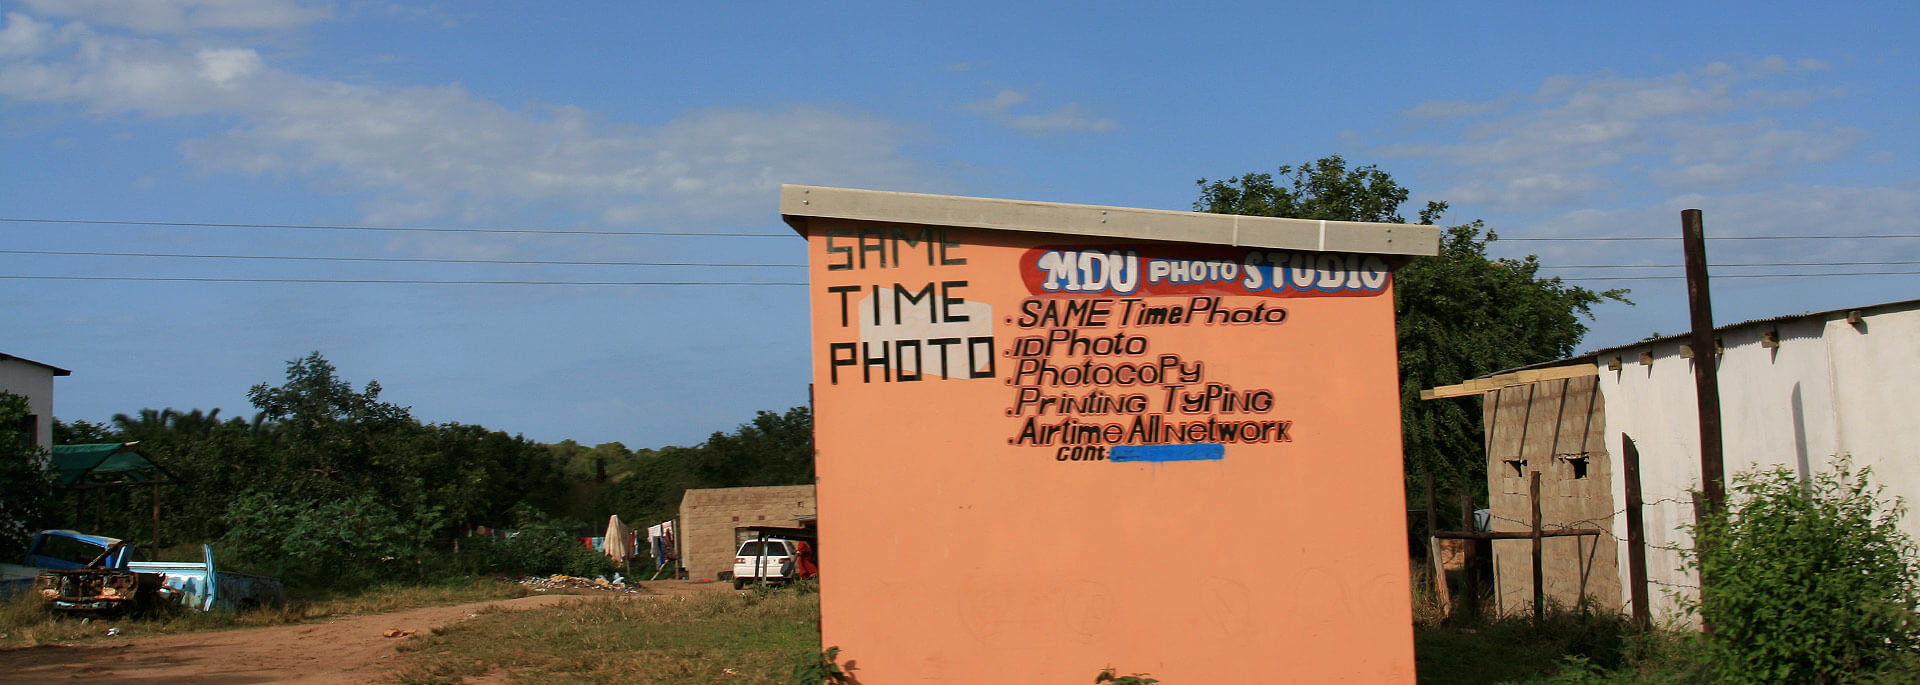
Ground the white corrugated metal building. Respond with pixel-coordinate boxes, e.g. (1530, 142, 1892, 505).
(1427, 297, 1920, 622)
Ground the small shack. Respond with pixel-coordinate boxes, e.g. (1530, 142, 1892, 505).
(791, 184, 1439, 682)
(677, 485, 816, 582)
(51, 442, 175, 549)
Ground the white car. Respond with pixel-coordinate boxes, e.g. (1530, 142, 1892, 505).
(731, 538, 811, 589)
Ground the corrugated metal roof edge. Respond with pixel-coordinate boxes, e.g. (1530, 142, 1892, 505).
(1457, 296, 1920, 382)
(0, 352, 72, 376)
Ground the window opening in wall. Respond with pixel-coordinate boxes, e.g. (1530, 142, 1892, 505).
(1558, 453, 1589, 479)
(1503, 458, 1527, 478)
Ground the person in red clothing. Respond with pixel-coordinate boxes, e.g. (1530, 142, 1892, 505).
(790, 540, 818, 579)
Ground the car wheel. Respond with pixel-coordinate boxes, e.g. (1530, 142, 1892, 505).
(732, 577, 746, 590)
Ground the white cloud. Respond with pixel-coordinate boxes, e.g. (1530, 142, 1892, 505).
(19, 0, 331, 34)
(0, 12, 50, 55)
(1405, 97, 1509, 119)
(963, 88, 1118, 136)
(1381, 62, 1863, 212)
(1506, 181, 1920, 269)
(196, 47, 262, 87)
(0, 13, 938, 225)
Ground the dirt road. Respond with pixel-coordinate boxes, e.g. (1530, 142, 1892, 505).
(0, 581, 729, 684)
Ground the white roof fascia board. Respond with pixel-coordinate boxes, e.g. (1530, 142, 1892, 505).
(780, 184, 1439, 257)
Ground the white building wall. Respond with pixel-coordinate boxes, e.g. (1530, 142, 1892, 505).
(0, 357, 59, 452)
(1596, 304, 1920, 625)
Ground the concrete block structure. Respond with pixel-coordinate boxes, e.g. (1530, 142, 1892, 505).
(677, 485, 815, 582)
(790, 184, 1439, 683)
(1482, 372, 1620, 614)
(0, 352, 71, 451)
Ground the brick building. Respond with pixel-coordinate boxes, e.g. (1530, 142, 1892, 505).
(677, 485, 816, 582)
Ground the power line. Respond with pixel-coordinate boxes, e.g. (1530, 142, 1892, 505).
(0, 275, 806, 286)
(6, 250, 1912, 273)
(1500, 234, 1920, 242)
(0, 249, 805, 268)
(5, 270, 1910, 286)
(7, 216, 1918, 242)
(1543, 260, 1920, 269)
(1559, 270, 1920, 282)
(0, 217, 791, 237)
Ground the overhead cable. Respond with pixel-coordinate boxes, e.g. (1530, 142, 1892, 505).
(0, 217, 789, 237)
(0, 249, 805, 268)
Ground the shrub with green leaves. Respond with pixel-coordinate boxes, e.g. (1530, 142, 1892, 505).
(1686, 459, 1920, 682)
(459, 506, 615, 579)
(0, 392, 55, 560)
(220, 491, 445, 588)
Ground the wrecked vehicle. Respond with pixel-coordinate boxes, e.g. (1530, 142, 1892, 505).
(11, 530, 283, 613)
(33, 564, 172, 615)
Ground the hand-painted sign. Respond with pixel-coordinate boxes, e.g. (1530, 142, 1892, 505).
(1005, 243, 1391, 462)
(1022, 245, 1391, 298)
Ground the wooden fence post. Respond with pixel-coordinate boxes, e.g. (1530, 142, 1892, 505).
(1460, 495, 1478, 620)
(1531, 471, 1544, 620)
(1623, 434, 1650, 627)
(1426, 475, 1451, 615)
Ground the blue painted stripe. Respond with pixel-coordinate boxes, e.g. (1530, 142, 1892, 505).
(1109, 444, 1225, 463)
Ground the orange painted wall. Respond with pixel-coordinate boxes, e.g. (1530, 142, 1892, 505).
(804, 219, 1414, 683)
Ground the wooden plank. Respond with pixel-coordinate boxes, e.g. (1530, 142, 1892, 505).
(1420, 363, 1599, 400)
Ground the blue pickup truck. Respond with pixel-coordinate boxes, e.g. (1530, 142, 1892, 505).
(2, 530, 283, 613)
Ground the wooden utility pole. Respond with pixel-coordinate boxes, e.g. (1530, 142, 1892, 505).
(1683, 209, 1726, 514)
(1684, 209, 1725, 634)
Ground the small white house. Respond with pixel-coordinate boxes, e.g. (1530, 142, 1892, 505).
(0, 352, 71, 451)
(1426, 297, 1920, 623)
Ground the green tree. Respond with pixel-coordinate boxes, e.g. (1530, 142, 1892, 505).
(689, 406, 815, 487)
(598, 406, 814, 527)
(52, 418, 112, 444)
(0, 392, 56, 558)
(1195, 156, 1624, 497)
(246, 351, 414, 500)
(38, 353, 601, 587)
(221, 490, 445, 586)
(404, 422, 566, 533)
(1686, 459, 1920, 682)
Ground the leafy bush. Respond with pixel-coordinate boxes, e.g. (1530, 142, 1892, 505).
(1094, 667, 1159, 684)
(1686, 459, 1920, 682)
(459, 508, 614, 578)
(220, 491, 444, 588)
(790, 645, 856, 684)
(0, 392, 55, 559)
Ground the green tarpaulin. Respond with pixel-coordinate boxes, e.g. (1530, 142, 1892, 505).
(50, 443, 171, 487)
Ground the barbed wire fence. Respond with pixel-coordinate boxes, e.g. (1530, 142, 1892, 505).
(1424, 473, 1703, 623)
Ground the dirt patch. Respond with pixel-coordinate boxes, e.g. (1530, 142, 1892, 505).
(0, 582, 732, 684)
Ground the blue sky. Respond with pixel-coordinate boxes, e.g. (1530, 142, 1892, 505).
(3, 1, 1916, 447)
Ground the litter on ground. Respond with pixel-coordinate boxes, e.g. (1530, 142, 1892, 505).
(514, 574, 646, 594)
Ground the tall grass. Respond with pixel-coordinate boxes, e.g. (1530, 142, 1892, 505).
(392, 587, 821, 684)
(0, 575, 528, 648)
